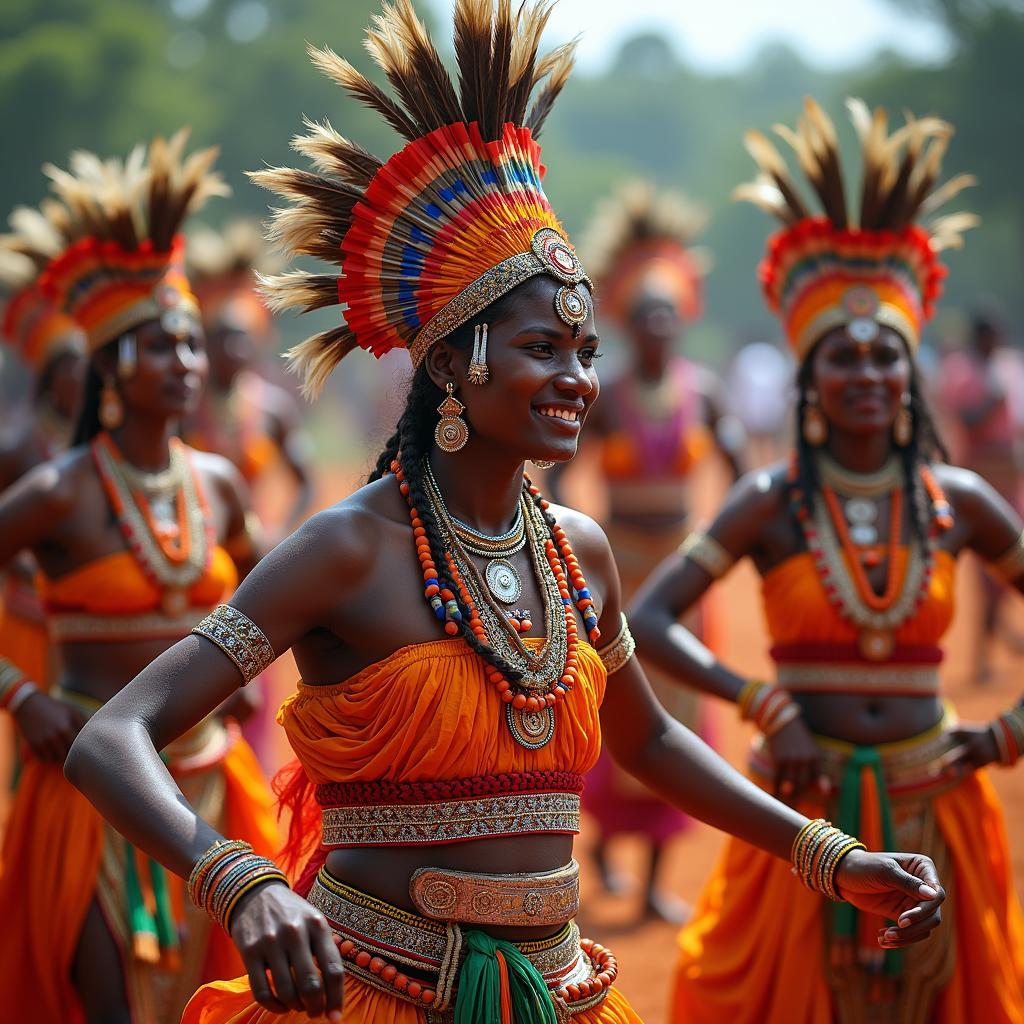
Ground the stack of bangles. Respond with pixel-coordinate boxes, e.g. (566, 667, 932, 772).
(737, 679, 802, 736)
(791, 818, 865, 902)
(0, 660, 38, 715)
(990, 705, 1024, 767)
(188, 840, 289, 931)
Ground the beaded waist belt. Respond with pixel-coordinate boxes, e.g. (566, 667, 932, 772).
(750, 705, 961, 802)
(772, 643, 942, 696)
(306, 867, 616, 1018)
(317, 771, 584, 848)
(49, 607, 210, 644)
(410, 860, 579, 927)
(2, 574, 46, 623)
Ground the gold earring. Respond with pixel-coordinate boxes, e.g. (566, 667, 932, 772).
(99, 377, 124, 430)
(467, 324, 490, 385)
(802, 390, 827, 447)
(894, 392, 913, 446)
(435, 382, 469, 453)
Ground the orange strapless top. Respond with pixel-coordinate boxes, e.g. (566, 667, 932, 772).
(601, 423, 712, 482)
(763, 548, 955, 696)
(277, 637, 606, 855)
(762, 548, 955, 648)
(40, 546, 237, 616)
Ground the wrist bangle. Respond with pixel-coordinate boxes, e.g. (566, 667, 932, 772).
(791, 818, 865, 902)
(991, 707, 1024, 766)
(738, 680, 802, 736)
(6, 680, 39, 715)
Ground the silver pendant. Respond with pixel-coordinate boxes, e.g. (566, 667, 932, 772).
(485, 559, 522, 604)
(849, 524, 878, 546)
(506, 703, 555, 749)
(845, 499, 878, 524)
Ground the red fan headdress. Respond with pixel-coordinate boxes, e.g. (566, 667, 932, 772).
(736, 97, 977, 361)
(252, 0, 591, 397)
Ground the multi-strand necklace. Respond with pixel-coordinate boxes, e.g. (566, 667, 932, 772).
(92, 432, 212, 617)
(792, 452, 952, 662)
(393, 457, 600, 749)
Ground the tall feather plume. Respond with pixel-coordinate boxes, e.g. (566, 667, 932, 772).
(739, 96, 975, 247)
(257, 0, 577, 395)
(284, 326, 358, 400)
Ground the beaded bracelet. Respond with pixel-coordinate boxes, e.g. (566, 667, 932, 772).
(737, 680, 802, 737)
(678, 531, 734, 580)
(188, 839, 289, 930)
(990, 706, 1024, 767)
(791, 818, 865, 902)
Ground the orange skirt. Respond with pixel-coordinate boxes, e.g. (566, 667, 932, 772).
(0, 732, 279, 1024)
(669, 769, 1024, 1023)
(185, 973, 644, 1023)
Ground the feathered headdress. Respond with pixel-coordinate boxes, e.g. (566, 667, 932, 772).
(0, 199, 84, 371)
(38, 129, 229, 353)
(188, 219, 279, 339)
(582, 181, 708, 327)
(251, 0, 591, 397)
(735, 97, 977, 360)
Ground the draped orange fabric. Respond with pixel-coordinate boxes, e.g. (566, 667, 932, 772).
(669, 774, 1024, 1023)
(761, 548, 955, 648)
(0, 737, 278, 1023)
(186, 638, 646, 1022)
(39, 546, 238, 614)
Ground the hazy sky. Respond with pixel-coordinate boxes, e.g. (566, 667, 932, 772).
(425, 0, 952, 72)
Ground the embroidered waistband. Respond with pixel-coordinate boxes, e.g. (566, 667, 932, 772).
(776, 662, 940, 696)
(318, 771, 584, 848)
(49, 608, 209, 643)
(750, 706, 961, 801)
(409, 860, 580, 927)
(306, 868, 614, 1017)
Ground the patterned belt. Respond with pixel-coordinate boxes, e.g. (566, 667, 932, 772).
(750, 705, 962, 802)
(410, 860, 580, 927)
(306, 868, 612, 1018)
(49, 608, 208, 643)
(318, 771, 583, 848)
(775, 662, 941, 696)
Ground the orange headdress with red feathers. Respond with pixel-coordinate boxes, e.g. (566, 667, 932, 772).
(37, 130, 228, 354)
(252, 0, 590, 397)
(582, 181, 708, 327)
(0, 201, 84, 371)
(736, 97, 977, 361)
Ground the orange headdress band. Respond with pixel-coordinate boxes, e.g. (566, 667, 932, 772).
(1, 286, 83, 371)
(582, 182, 707, 327)
(736, 97, 977, 361)
(252, 0, 587, 397)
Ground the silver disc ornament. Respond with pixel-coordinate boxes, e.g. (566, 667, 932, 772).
(485, 558, 522, 604)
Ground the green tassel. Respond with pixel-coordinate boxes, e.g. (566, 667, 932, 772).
(454, 930, 557, 1024)
(124, 840, 159, 962)
(833, 747, 903, 976)
(148, 857, 180, 953)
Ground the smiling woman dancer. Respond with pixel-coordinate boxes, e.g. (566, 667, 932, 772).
(631, 99, 1024, 1023)
(0, 135, 278, 1024)
(68, 7, 944, 1024)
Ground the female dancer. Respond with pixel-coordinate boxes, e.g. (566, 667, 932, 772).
(569, 183, 737, 919)
(0, 229, 85, 814)
(0, 134, 278, 1024)
(631, 98, 1024, 1023)
(67, 8, 945, 1023)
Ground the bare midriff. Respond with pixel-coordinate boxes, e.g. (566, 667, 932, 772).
(795, 691, 944, 746)
(326, 832, 575, 941)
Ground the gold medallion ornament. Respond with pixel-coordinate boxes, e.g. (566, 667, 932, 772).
(858, 627, 896, 663)
(554, 285, 589, 330)
(434, 383, 469, 453)
(507, 702, 557, 750)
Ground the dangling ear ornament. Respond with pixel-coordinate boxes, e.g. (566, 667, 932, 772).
(467, 324, 490, 385)
(100, 376, 124, 430)
(435, 382, 469, 453)
(802, 388, 828, 447)
(117, 333, 137, 378)
(894, 391, 913, 447)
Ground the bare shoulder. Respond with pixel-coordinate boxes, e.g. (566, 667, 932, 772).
(546, 501, 613, 571)
(931, 462, 1002, 516)
(189, 447, 247, 499)
(720, 460, 790, 520)
(2, 445, 94, 517)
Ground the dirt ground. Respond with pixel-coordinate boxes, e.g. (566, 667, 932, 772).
(266, 453, 1024, 1024)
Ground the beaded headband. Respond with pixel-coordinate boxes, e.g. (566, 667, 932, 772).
(582, 181, 708, 327)
(251, 0, 590, 397)
(735, 97, 977, 361)
(36, 130, 228, 354)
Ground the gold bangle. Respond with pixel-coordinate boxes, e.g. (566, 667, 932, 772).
(678, 531, 734, 580)
(192, 605, 275, 684)
(596, 614, 636, 676)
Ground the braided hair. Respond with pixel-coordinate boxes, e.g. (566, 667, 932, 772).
(369, 286, 533, 681)
(793, 341, 949, 541)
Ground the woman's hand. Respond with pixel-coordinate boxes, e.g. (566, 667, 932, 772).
(230, 882, 345, 1020)
(938, 724, 1000, 774)
(767, 716, 828, 804)
(14, 691, 86, 762)
(833, 849, 945, 949)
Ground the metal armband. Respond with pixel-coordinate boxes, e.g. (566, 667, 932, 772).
(192, 604, 275, 684)
(596, 613, 636, 676)
(678, 530, 734, 580)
